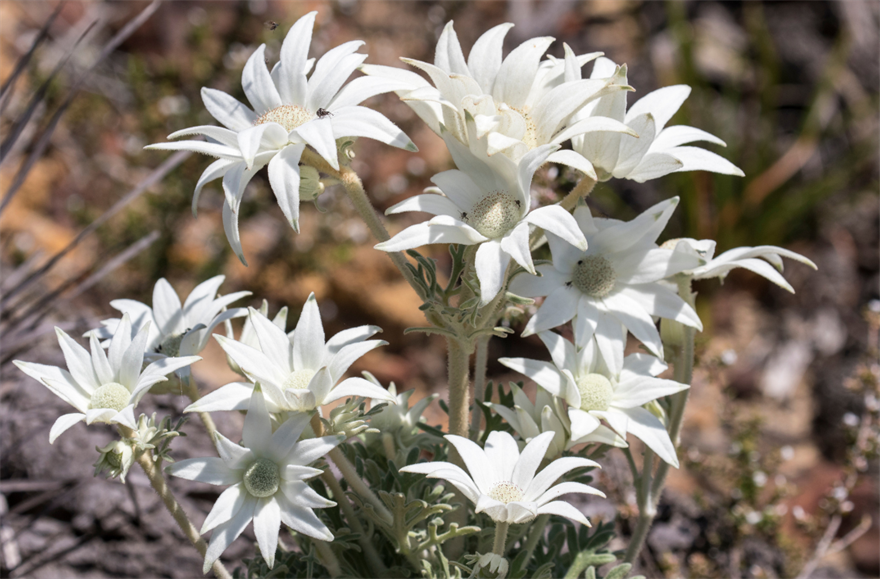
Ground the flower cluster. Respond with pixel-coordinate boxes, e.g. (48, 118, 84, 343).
(13, 12, 818, 578)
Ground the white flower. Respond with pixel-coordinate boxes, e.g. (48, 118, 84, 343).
(499, 331, 688, 467)
(568, 57, 744, 183)
(510, 197, 703, 367)
(90, 276, 249, 376)
(376, 116, 587, 305)
(485, 383, 625, 460)
(146, 12, 416, 262)
(664, 238, 817, 293)
(366, 382, 438, 443)
(224, 299, 287, 376)
(14, 315, 200, 442)
(400, 431, 604, 525)
(188, 294, 395, 413)
(167, 388, 342, 572)
(362, 22, 632, 166)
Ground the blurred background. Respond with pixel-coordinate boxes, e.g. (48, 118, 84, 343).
(0, 1, 877, 577)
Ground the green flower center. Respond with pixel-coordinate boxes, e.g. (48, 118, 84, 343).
(158, 332, 186, 357)
(283, 369, 315, 390)
(255, 105, 311, 132)
(487, 481, 524, 504)
(243, 458, 280, 498)
(576, 373, 614, 412)
(572, 255, 616, 298)
(89, 382, 131, 412)
(466, 191, 522, 239)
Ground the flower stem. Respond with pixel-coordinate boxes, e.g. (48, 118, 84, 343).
(623, 276, 696, 565)
(492, 521, 510, 556)
(134, 449, 232, 579)
(320, 470, 388, 576)
(310, 414, 394, 525)
(312, 539, 342, 578)
(301, 149, 425, 301)
(447, 337, 472, 438)
(184, 375, 217, 441)
(560, 176, 597, 211)
(469, 336, 489, 440)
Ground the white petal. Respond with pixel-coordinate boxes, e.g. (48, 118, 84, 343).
(445, 435, 495, 492)
(613, 376, 689, 408)
(568, 409, 602, 441)
(493, 36, 554, 108)
(375, 219, 487, 252)
(55, 328, 99, 390)
(14, 361, 90, 411)
(307, 42, 366, 111)
(625, 85, 691, 131)
(295, 118, 339, 170)
(327, 340, 386, 383)
(668, 146, 744, 176)
(620, 406, 679, 467)
(535, 481, 605, 506)
(524, 456, 600, 502)
(467, 23, 514, 93)
(616, 285, 702, 330)
(537, 500, 590, 526)
(242, 45, 282, 114)
(536, 331, 577, 372)
(152, 279, 184, 337)
(215, 432, 257, 470)
(242, 388, 273, 455)
(475, 241, 510, 306)
(253, 497, 281, 569)
(600, 292, 664, 357)
(250, 307, 294, 372)
(626, 153, 683, 182)
(613, 113, 655, 178)
(276, 498, 333, 542)
(268, 414, 311, 463)
(328, 106, 416, 151)
(485, 430, 520, 482)
(321, 377, 395, 405)
(48, 413, 86, 443)
(521, 285, 580, 336)
(202, 484, 247, 533)
(525, 205, 588, 252)
(214, 336, 287, 390)
(386, 193, 460, 217)
(500, 222, 534, 274)
(330, 75, 414, 109)
(652, 125, 726, 150)
(292, 293, 324, 370)
(146, 140, 242, 159)
(203, 496, 257, 574)
(287, 436, 344, 466)
(237, 124, 287, 170)
(201, 87, 258, 131)
(192, 159, 236, 216)
(590, 197, 679, 255)
(511, 431, 555, 489)
(498, 357, 569, 399)
(279, 12, 317, 104)
(547, 149, 597, 180)
(508, 264, 567, 298)
(185, 382, 255, 413)
(430, 169, 483, 210)
(166, 457, 240, 485)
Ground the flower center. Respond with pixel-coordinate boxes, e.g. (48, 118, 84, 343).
(158, 332, 186, 357)
(254, 105, 311, 132)
(510, 106, 538, 149)
(487, 481, 524, 504)
(466, 191, 522, 239)
(243, 458, 280, 498)
(572, 255, 617, 298)
(283, 369, 315, 390)
(89, 382, 131, 412)
(576, 373, 614, 412)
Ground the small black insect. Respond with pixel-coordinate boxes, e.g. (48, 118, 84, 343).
(316, 108, 332, 119)
(565, 281, 572, 287)
(264, 20, 279, 31)
(460, 211, 468, 220)
(577, 259, 583, 265)
(514, 200, 521, 208)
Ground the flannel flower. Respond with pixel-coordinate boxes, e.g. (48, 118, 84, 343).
(500, 331, 688, 467)
(363, 22, 632, 167)
(146, 12, 416, 262)
(664, 239, 817, 292)
(14, 314, 200, 442)
(401, 431, 604, 525)
(376, 116, 587, 305)
(485, 383, 625, 460)
(90, 276, 249, 377)
(167, 389, 342, 573)
(510, 197, 704, 368)
(187, 293, 395, 413)
(568, 57, 744, 183)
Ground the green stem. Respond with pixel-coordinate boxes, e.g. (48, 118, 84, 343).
(184, 375, 217, 441)
(327, 446, 393, 525)
(447, 337, 472, 439)
(623, 276, 697, 565)
(521, 513, 550, 566)
(492, 521, 510, 556)
(469, 336, 489, 440)
(135, 449, 232, 579)
(321, 470, 388, 576)
(312, 539, 342, 578)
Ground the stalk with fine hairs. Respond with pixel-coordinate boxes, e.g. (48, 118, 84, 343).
(623, 275, 696, 564)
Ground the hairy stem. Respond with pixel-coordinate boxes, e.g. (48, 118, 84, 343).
(184, 375, 217, 441)
(624, 276, 696, 565)
(134, 449, 232, 579)
(301, 149, 425, 301)
(447, 337, 472, 438)
(492, 521, 510, 556)
(560, 175, 597, 211)
(469, 336, 489, 440)
(312, 539, 342, 578)
(320, 470, 388, 576)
